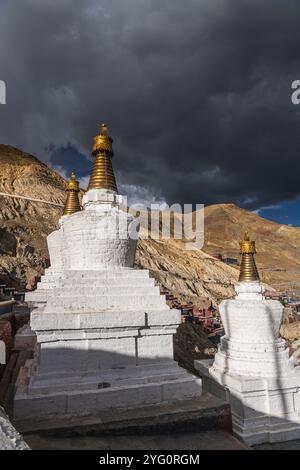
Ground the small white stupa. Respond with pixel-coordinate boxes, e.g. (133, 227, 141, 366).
(14, 124, 202, 431)
(195, 232, 300, 445)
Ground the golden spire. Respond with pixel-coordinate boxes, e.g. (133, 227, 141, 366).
(238, 232, 260, 282)
(63, 172, 81, 216)
(87, 124, 118, 192)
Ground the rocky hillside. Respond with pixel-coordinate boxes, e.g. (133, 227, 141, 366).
(0, 145, 67, 287)
(135, 238, 238, 306)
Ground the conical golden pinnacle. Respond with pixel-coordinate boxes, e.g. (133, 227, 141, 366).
(87, 124, 118, 192)
(238, 231, 260, 282)
(63, 172, 81, 216)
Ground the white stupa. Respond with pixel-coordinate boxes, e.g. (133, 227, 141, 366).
(14, 124, 202, 431)
(195, 233, 300, 445)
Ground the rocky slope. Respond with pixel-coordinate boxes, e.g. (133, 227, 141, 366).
(135, 238, 238, 306)
(0, 145, 67, 287)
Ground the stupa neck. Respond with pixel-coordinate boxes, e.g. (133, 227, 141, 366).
(235, 280, 264, 300)
(62, 172, 81, 216)
(82, 187, 123, 211)
(87, 124, 118, 193)
(238, 231, 260, 282)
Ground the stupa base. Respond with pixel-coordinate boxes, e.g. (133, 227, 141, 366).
(195, 359, 300, 445)
(14, 361, 202, 433)
(14, 393, 230, 438)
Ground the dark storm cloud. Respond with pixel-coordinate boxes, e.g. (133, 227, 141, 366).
(50, 144, 91, 179)
(0, 0, 300, 208)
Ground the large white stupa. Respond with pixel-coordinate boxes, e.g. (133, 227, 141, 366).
(14, 124, 202, 431)
(195, 233, 300, 445)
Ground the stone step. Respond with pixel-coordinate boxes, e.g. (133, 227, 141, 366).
(39, 276, 60, 282)
(36, 285, 56, 291)
(31, 308, 177, 330)
(41, 272, 61, 277)
(56, 278, 156, 288)
(31, 362, 183, 389)
(38, 270, 154, 287)
(15, 391, 233, 438)
(26, 290, 47, 298)
(30, 369, 191, 395)
(61, 269, 151, 280)
(43, 269, 62, 275)
(40, 278, 60, 284)
(39, 277, 61, 283)
(52, 286, 160, 297)
(48, 295, 167, 310)
(25, 429, 248, 451)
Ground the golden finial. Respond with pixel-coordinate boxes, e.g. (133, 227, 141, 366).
(63, 172, 81, 216)
(100, 123, 108, 136)
(238, 231, 260, 282)
(87, 123, 118, 192)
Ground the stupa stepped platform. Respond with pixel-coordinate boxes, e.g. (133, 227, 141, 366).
(30, 268, 168, 311)
(29, 268, 155, 289)
(26, 268, 159, 307)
